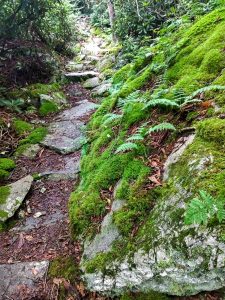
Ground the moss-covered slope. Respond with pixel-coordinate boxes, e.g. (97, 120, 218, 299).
(69, 8, 225, 297)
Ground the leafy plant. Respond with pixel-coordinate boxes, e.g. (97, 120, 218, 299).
(148, 122, 176, 134)
(103, 113, 123, 125)
(143, 98, 180, 110)
(0, 99, 24, 113)
(115, 142, 138, 154)
(184, 190, 225, 225)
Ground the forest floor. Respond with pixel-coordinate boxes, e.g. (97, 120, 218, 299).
(0, 19, 223, 300)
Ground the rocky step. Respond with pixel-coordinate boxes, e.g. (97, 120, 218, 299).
(0, 261, 49, 299)
(65, 71, 99, 81)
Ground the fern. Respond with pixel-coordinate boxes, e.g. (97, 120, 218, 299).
(103, 113, 123, 125)
(148, 122, 176, 134)
(190, 85, 225, 99)
(184, 190, 225, 225)
(127, 134, 144, 141)
(143, 98, 180, 110)
(115, 142, 138, 154)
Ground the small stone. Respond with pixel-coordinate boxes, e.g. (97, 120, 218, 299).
(40, 187, 46, 194)
(33, 211, 46, 218)
(21, 144, 41, 159)
(83, 77, 100, 89)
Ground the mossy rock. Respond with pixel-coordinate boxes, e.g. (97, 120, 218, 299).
(19, 127, 48, 145)
(0, 159, 16, 181)
(12, 119, 33, 136)
(39, 100, 59, 116)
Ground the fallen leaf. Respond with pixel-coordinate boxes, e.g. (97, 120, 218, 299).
(149, 175, 161, 185)
(32, 268, 38, 276)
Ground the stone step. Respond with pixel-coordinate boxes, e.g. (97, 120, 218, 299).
(0, 261, 49, 299)
(65, 71, 99, 81)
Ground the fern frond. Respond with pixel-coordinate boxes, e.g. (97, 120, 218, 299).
(185, 198, 208, 225)
(103, 113, 122, 125)
(127, 134, 144, 142)
(190, 85, 225, 99)
(148, 122, 176, 134)
(143, 98, 180, 110)
(115, 142, 138, 154)
(184, 190, 225, 225)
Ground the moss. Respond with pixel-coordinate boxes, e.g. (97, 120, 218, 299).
(12, 119, 33, 136)
(112, 64, 133, 85)
(166, 8, 225, 93)
(20, 127, 48, 144)
(0, 186, 10, 205)
(39, 100, 59, 116)
(48, 256, 79, 300)
(197, 118, 225, 142)
(0, 159, 16, 181)
(48, 256, 79, 282)
(118, 66, 152, 98)
(0, 158, 16, 171)
(0, 170, 10, 181)
(186, 111, 199, 122)
(26, 83, 61, 98)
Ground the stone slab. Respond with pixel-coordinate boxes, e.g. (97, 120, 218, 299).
(0, 175, 33, 222)
(0, 261, 49, 299)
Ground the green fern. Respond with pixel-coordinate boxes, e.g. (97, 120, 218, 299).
(184, 190, 225, 225)
(103, 113, 123, 125)
(0, 98, 24, 113)
(148, 122, 176, 134)
(190, 85, 225, 99)
(127, 134, 145, 142)
(143, 98, 180, 110)
(115, 142, 138, 154)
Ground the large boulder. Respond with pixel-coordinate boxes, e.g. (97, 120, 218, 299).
(81, 133, 225, 296)
(0, 175, 33, 222)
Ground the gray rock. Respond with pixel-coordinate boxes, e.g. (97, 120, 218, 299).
(83, 77, 100, 89)
(66, 62, 84, 71)
(59, 100, 98, 121)
(0, 175, 33, 222)
(0, 261, 49, 298)
(12, 211, 65, 232)
(41, 120, 86, 154)
(21, 144, 41, 159)
(40, 156, 80, 180)
(163, 134, 195, 181)
(65, 71, 99, 81)
(40, 92, 67, 106)
(82, 200, 125, 261)
(92, 83, 112, 96)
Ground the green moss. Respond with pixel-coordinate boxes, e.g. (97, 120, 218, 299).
(39, 100, 59, 116)
(197, 117, 225, 142)
(186, 111, 199, 122)
(12, 119, 33, 136)
(112, 64, 133, 85)
(0, 159, 16, 181)
(166, 8, 225, 93)
(20, 127, 48, 144)
(0, 158, 16, 171)
(48, 256, 79, 300)
(119, 66, 152, 98)
(48, 256, 79, 282)
(27, 83, 61, 98)
(0, 186, 10, 205)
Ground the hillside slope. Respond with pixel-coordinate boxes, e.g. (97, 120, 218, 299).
(69, 8, 225, 297)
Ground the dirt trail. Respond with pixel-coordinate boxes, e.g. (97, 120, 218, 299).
(0, 20, 108, 300)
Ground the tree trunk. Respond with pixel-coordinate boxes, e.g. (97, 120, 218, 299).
(107, 0, 117, 42)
